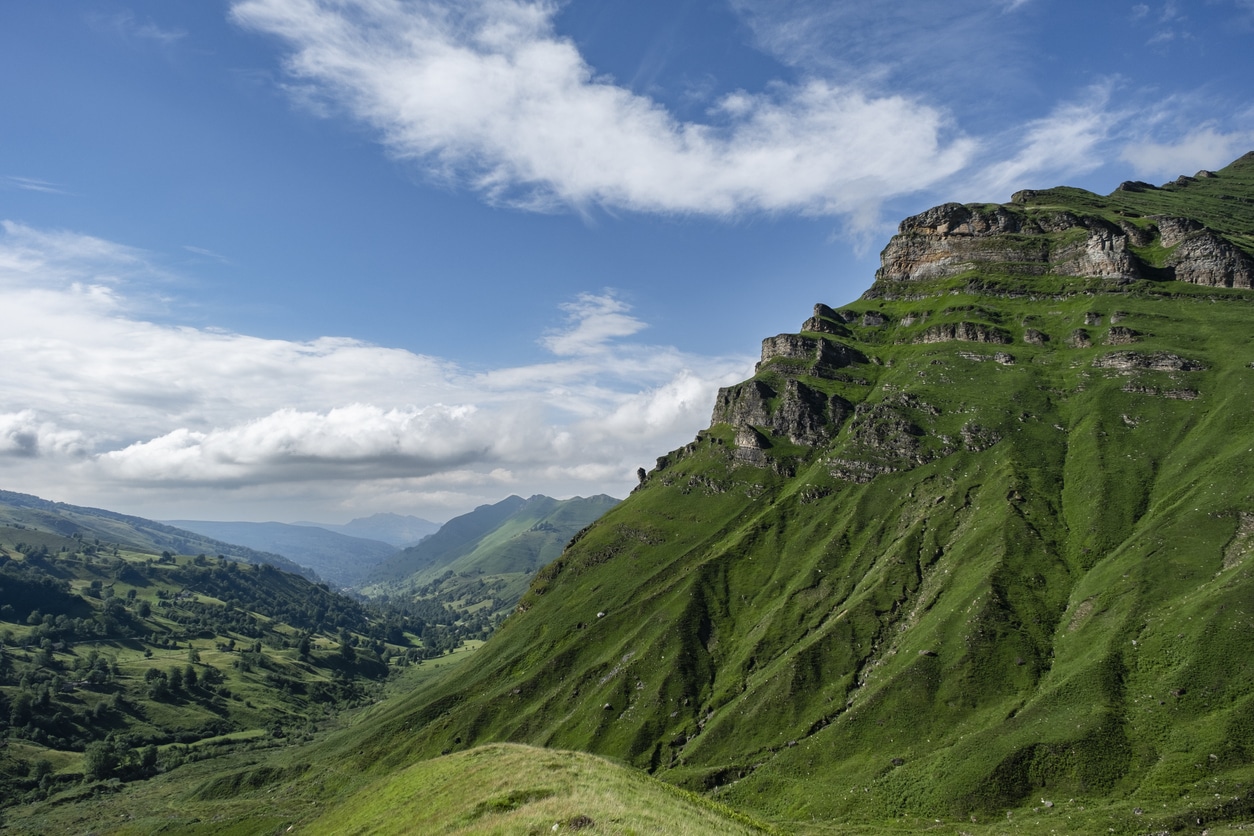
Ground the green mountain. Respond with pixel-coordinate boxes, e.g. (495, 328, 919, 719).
(283, 153, 1254, 832)
(7, 154, 1254, 835)
(165, 519, 400, 587)
(371, 493, 619, 582)
(361, 493, 617, 614)
(0, 490, 314, 580)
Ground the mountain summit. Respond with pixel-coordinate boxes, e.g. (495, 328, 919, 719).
(325, 153, 1254, 830)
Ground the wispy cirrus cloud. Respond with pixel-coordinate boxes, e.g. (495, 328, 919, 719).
(727, 0, 1035, 90)
(229, 0, 976, 220)
(0, 221, 751, 519)
(5, 176, 70, 195)
(959, 83, 1127, 200)
(87, 10, 187, 47)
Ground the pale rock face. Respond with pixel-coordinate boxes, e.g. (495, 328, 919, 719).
(873, 201, 1253, 288)
(710, 377, 852, 447)
(914, 322, 1012, 345)
(1049, 224, 1141, 281)
(755, 334, 863, 374)
(1167, 231, 1254, 288)
(1154, 216, 1204, 248)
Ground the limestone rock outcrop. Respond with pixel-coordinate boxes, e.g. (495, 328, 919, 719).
(711, 377, 852, 447)
(915, 322, 1012, 345)
(1167, 230, 1254, 288)
(872, 197, 1254, 289)
(756, 334, 864, 375)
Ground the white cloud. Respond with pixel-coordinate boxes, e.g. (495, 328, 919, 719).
(0, 222, 752, 520)
(0, 411, 87, 459)
(5, 177, 69, 195)
(539, 292, 646, 356)
(230, 0, 975, 218)
(958, 84, 1126, 200)
(1121, 126, 1254, 179)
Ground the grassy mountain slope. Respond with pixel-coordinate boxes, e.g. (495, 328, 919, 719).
(294, 155, 1254, 831)
(0, 490, 313, 580)
(166, 519, 399, 587)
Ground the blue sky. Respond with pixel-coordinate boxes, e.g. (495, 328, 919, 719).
(2, 0, 1253, 523)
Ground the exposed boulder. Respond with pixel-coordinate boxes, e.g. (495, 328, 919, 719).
(915, 322, 1013, 344)
(1105, 327, 1140, 345)
(757, 334, 864, 374)
(1023, 328, 1049, 345)
(1167, 230, 1254, 288)
(802, 303, 850, 335)
(1093, 352, 1207, 371)
(1067, 329, 1093, 348)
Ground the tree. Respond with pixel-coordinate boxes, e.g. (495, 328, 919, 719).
(82, 740, 118, 781)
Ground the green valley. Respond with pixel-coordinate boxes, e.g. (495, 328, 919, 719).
(5, 153, 1254, 834)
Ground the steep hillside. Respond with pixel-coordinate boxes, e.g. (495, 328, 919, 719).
(311, 153, 1254, 831)
(166, 519, 399, 587)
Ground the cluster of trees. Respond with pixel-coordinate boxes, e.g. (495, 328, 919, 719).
(0, 544, 468, 808)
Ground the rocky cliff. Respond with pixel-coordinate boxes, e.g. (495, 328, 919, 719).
(875, 158, 1254, 289)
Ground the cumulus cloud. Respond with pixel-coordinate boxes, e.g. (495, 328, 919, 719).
(0, 221, 751, 520)
(0, 411, 87, 459)
(230, 0, 975, 218)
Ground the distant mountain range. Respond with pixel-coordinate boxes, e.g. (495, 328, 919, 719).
(165, 520, 401, 588)
(294, 513, 440, 547)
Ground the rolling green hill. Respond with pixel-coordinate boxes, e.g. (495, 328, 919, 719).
(0, 490, 314, 580)
(0, 495, 441, 816)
